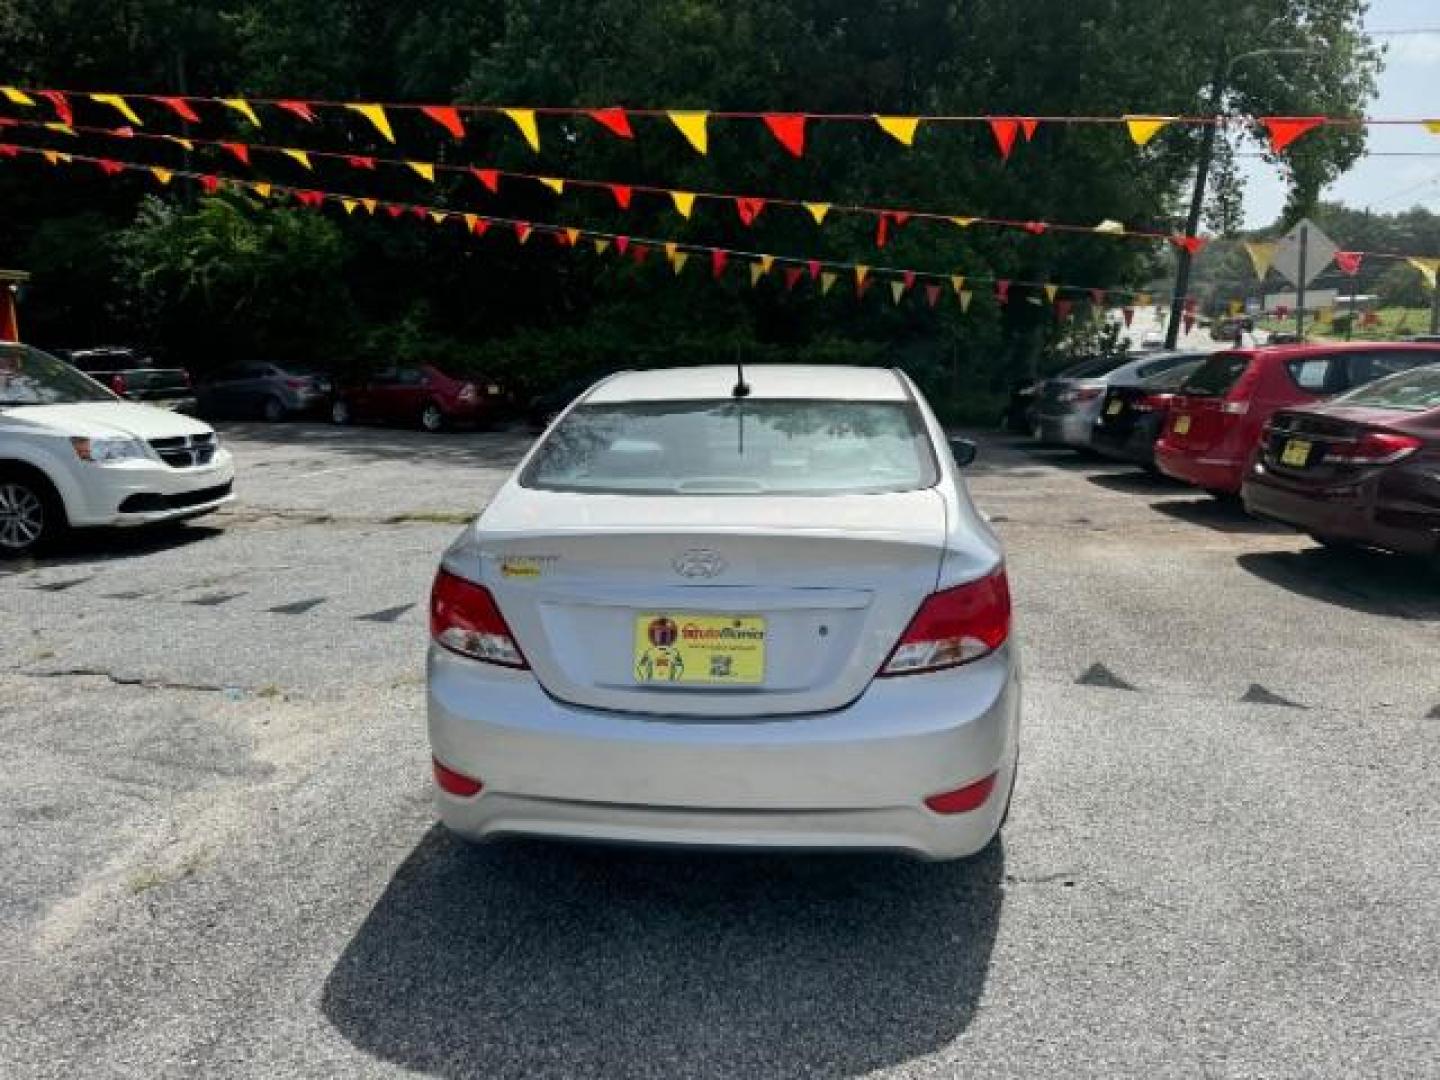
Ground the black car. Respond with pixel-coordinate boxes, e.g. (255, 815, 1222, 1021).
(1091, 356, 1208, 469)
(197, 362, 333, 421)
(59, 345, 196, 413)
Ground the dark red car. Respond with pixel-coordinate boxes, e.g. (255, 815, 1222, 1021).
(330, 364, 504, 431)
(1155, 342, 1440, 496)
(1243, 364, 1440, 565)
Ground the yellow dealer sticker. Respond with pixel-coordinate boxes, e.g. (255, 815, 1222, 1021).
(633, 614, 766, 685)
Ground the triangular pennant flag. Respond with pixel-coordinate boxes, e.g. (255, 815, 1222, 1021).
(958, 290, 973, 312)
(671, 251, 690, 275)
(220, 98, 261, 127)
(925, 283, 941, 308)
(277, 100, 316, 123)
(949, 217, 976, 229)
(1094, 219, 1125, 233)
(760, 255, 775, 275)
(552, 227, 571, 246)
(988, 118, 1019, 161)
(890, 280, 906, 305)
(736, 197, 765, 226)
(1023, 221, 1048, 235)
(1334, 251, 1363, 276)
(1, 87, 34, 106)
(90, 93, 142, 125)
(876, 215, 890, 248)
(1044, 284, 1059, 303)
(670, 191, 695, 219)
(1171, 234, 1207, 256)
(763, 113, 806, 157)
(615, 236, 630, 255)
(40, 90, 72, 125)
(1426, 120, 1440, 135)
(903, 270, 916, 291)
(221, 142, 250, 165)
(471, 168, 500, 194)
(341, 198, 358, 215)
(1124, 115, 1173, 146)
(199, 174, 222, 193)
(149, 167, 172, 184)
(41, 150, 65, 166)
(1315, 306, 1332, 325)
(950, 275, 966, 296)
(470, 217, 489, 237)
(250, 181, 272, 198)
(295, 190, 324, 208)
(1020, 118, 1039, 140)
(1227, 299, 1243, 317)
(156, 96, 199, 122)
(750, 263, 766, 287)
(502, 108, 540, 152)
(347, 155, 376, 170)
(1136, 292, 1152, 307)
(95, 158, 125, 177)
(537, 176, 563, 194)
(1408, 257, 1439, 287)
(609, 184, 632, 209)
(421, 105, 465, 139)
(361, 198, 377, 215)
(995, 279, 1011, 305)
(804, 202, 831, 225)
(711, 249, 728, 279)
(664, 242, 678, 260)
(1262, 116, 1325, 153)
(44, 122, 75, 136)
(565, 227, 581, 246)
(429, 211, 448, 225)
(630, 243, 650, 263)
(589, 107, 633, 139)
(514, 222, 533, 244)
(1243, 241, 1277, 279)
(110, 125, 135, 139)
(1122, 306, 1136, 326)
(282, 148, 313, 170)
(162, 135, 193, 151)
(462, 214, 477, 232)
(807, 260, 821, 280)
(347, 103, 395, 142)
(820, 271, 838, 295)
(874, 115, 920, 146)
(784, 266, 804, 291)
(855, 265, 870, 287)
(668, 111, 709, 154)
(384, 204, 405, 219)
(1090, 289, 1105, 306)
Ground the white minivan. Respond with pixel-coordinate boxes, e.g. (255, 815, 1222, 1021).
(0, 343, 234, 556)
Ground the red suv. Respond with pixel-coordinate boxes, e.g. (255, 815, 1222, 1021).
(330, 364, 505, 431)
(1155, 342, 1440, 496)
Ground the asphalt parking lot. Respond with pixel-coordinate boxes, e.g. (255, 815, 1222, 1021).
(3, 422, 1437, 1079)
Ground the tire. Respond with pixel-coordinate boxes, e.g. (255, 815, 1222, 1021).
(262, 396, 287, 423)
(0, 468, 65, 558)
(420, 402, 445, 432)
(330, 399, 352, 425)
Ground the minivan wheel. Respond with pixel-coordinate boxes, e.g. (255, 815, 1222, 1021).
(420, 403, 445, 432)
(0, 471, 63, 558)
(262, 396, 287, 423)
(330, 399, 352, 425)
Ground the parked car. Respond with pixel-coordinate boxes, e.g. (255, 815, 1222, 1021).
(1000, 378, 1042, 435)
(427, 365, 1019, 860)
(1155, 342, 1440, 497)
(1035, 351, 1206, 450)
(197, 363, 333, 421)
(58, 345, 196, 414)
(1090, 355, 1209, 469)
(1242, 364, 1440, 566)
(0, 343, 234, 556)
(330, 364, 503, 431)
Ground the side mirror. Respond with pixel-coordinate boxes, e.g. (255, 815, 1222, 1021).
(949, 437, 978, 468)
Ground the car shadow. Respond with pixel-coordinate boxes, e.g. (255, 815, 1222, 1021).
(1, 523, 224, 574)
(1149, 497, 1294, 535)
(218, 421, 537, 471)
(1086, 470, 1190, 495)
(1237, 547, 1440, 620)
(321, 827, 1004, 1079)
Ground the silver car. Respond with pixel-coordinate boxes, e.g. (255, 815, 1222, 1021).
(1036, 351, 1205, 450)
(427, 365, 1020, 860)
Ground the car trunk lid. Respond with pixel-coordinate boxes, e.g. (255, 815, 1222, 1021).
(1262, 407, 1426, 485)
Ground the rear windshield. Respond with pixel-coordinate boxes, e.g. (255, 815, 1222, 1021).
(1332, 365, 1440, 412)
(1057, 354, 1134, 380)
(1142, 359, 1205, 389)
(522, 399, 938, 495)
(1182, 353, 1253, 396)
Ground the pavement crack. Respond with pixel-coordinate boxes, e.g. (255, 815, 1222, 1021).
(24, 668, 228, 694)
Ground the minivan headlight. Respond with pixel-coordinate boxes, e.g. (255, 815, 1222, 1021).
(71, 436, 148, 464)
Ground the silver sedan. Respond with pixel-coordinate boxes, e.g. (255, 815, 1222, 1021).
(427, 365, 1020, 860)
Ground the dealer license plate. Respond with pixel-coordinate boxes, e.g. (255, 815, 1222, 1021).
(633, 614, 766, 685)
(1172, 415, 1191, 435)
(1107, 399, 1125, 416)
(1281, 438, 1313, 468)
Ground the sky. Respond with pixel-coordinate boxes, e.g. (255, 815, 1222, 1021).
(1240, 0, 1440, 227)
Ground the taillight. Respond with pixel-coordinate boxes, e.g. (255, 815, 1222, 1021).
(433, 756, 483, 797)
(925, 773, 997, 814)
(109, 373, 127, 395)
(879, 568, 1011, 677)
(430, 570, 528, 668)
(1325, 431, 1423, 466)
(1061, 386, 1104, 404)
(1135, 393, 1174, 413)
(1222, 400, 1250, 415)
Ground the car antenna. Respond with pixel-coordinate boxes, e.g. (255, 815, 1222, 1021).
(732, 350, 750, 399)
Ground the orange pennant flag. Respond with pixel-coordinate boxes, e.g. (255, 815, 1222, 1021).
(150, 167, 173, 185)
(760, 255, 775, 275)
(361, 198, 378, 215)
(565, 227, 581, 246)
(668, 111, 709, 154)
(502, 108, 540, 152)
(220, 98, 261, 127)
(90, 93, 142, 125)
(250, 181, 272, 198)
(874, 115, 920, 146)
(348, 103, 395, 143)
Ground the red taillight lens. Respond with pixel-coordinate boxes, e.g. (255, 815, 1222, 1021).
(109, 374, 127, 395)
(879, 568, 1011, 677)
(1136, 393, 1173, 413)
(925, 772, 997, 814)
(433, 756, 483, 797)
(1326, 431, 1423, 466)
(430, 570, 528, 668)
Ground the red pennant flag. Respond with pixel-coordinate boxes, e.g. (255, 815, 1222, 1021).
(762, 113, 806, 158)
(551, 230, 569, 246)
(0, 144, 18, 158)
(892, 211, 911, 226)
(589, 108, 634, 139)
(277, 100, 316, 123)
(1056, 300, 1074, 322)
(297, 190, 325, 208)
(711, 249, 728, 279)
(1122, 306, 1135, 326)
(40, 90, 72, 126)
(1262, 116, 1325, 153)
(903, 270, 917, 291)
(631, 243, 649, 264)
(807, 259, 821, 281)
(736, 197, 766, 226)
(784, 266, 804, 291)
(608, 184, 632, 209)
(1335, 251, 1363, 276)
(95, 158, 125, 177)
(1171, 234, 1207, 256)
(988, 118, 1020, 161)
(221, 142, 250, 165)
(1020, 118, 1039, 141)
(421, 105, 465, 139)
(385, 204, 405, 218)
(875, 215, 890, 248)
(411, 206, 427, 221)
(513, 222, 532, 243)
(199, 174, 221, 193)
(471, 168, 500, 194)
(1274, 304, 1290, 319)
(347, 155, 377, 170)
(156, 95, 200, 123)
(111, 126, 136, 138)
(471, 218, 490, 237)
(1090, 289, 1106, 306)
(995, 279, 1011, 305)
(1023, 221, 1048, 235)
(925, 283, 942, 308)
(615, 235, 630, 256)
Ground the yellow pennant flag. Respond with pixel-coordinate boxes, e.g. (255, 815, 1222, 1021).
(749, 262, 766, 287)
(1044, 284, 1059, 303)
(44, 122, 76, 136)
(282, 148, 313, 170)
(949, 217, 976, 229)
(855, 265, 870, 287)
(1315, 307, 1333, 324)
(150, 167, 173, 185)
(1094, 219, 1124, 233)
(502, 108, 540, 152)
(429, 211, 447, 225)
(341, 198, 358, 215)
(565, 227, 581, 246)
(1408, 257, 1439, 287)
(1244, 241, 1277, 279)
(890, 281, 906, 305)
(1424, 120, 1440, 135)
(537, 176, 564, 194)
(593, 238, 611, 255)
(250, 181, 272, 198)
(361, 198, 378, 215)
(820, 271, 838, 295)
(951, 275, 965, 295)
(407, 161, 436, 182)
(463, 214, 478, 232)
(1228, 299, 1243, 316)
(163, 135, 194, 151)
(2, 87, 35, 106)
(1136, 292, 1152, 307)
(804, 202, 831, 224)
(874, 115, 920, 146)
(671, 252, 690, 275)
(959, 290, 973, 313)
(670, 191, 696, 219)
(220, 98, 261, 127)
(668, 110, 709, 154)
(347, 103, 394, 142)
(664, 242, 678, 260)
(760, 255, 775, 275)
(1124, 115, 1174, 146)
(41, 150, 64, 166)
(90, 93, 142, 125)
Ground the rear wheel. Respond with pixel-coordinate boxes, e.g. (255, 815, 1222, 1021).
(420, 402, 446, 432)
(0, 469, 64, 558)
(330, 399, 352, 425)
(262, 395, 287, 423)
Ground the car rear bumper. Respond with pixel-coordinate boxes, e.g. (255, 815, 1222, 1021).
(1092, 421, 1162, 466)
(1155, 440, 1245, 493)
(1036, 412, 1094, 449)
(1243, 469, 1439, 557)
(427, 643, 1021, 861)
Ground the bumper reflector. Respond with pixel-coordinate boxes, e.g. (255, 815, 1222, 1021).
(924, 772, 997, 815)
(433, 756, 483, 797)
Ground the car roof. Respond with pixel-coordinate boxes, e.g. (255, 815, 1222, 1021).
(1232, 341, 1440, 360)
(585, 365, 910, 403)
